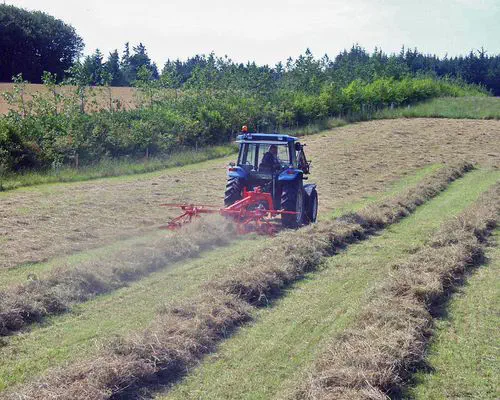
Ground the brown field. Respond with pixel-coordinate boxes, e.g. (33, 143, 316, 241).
(1, 118, 499, 269)
(0, 83, 138, 114)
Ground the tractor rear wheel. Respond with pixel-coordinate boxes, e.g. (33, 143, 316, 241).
(281, 180, 305, 228)
(224, 178, 243, 206)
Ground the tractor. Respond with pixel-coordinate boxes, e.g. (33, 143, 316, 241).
(224, 131, 318, 228)
(162, 129, 318, 234)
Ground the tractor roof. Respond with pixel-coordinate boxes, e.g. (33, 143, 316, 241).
(236, 133, 298, 144)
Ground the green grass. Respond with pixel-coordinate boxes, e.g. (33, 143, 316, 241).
(161, 169, 500, 400)
(375, 96, 500, 120)
(0, 144, 237, 192)
(0, 164, 459, 393)
(0, 237, 267, 391)
(406, 229, 500, 400)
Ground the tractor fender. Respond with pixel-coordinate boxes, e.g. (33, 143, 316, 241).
(227, 166, 248, 180)
(278, 169, 303, 182)
(303, 183, 317, 198)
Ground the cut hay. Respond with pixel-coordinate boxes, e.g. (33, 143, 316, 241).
(5, 162, 472, 399)
(297, 183, 499, 399)
(213, 162, 473, 305)
(9, 291, 251, 400)
(0, 216, 235, 336)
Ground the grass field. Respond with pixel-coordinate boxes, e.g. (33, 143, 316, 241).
(0, 117, 498, 399)
(1, 118, 498, 269)
(0, 164, 456, 391)
(0, 163, 442, 292)
(0, 238, 266, 391)
(406, 229, 500, 400)
(376, 96, 500, 120)
(0, 163, 478, 399)
(162, 170, 498, 400)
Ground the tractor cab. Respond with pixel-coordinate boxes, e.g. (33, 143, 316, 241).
(162, 130, 318, 234)
(238, 133, 295, 171)
(225, 132, 317, 228)
(233, 133, 310, 177)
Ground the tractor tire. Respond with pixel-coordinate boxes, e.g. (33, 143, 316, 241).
(305, 187, 318, 224)
(281, 180, 305, 228)
(224, 178, 243, 206)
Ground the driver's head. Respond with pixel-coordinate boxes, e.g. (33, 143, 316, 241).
(269, 144, 278, 155)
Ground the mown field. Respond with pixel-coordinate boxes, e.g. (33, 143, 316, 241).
(0, 117, 499, 399)
(0, 83, 138, 115)
(376, 96, 500, 120)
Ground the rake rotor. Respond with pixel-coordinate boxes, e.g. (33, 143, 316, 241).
(161, 187, 296, 235)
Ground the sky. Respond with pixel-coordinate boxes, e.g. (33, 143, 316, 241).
(6, 0, 500, 67)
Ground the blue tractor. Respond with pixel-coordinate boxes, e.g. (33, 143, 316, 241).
(225, 131, 318, 228)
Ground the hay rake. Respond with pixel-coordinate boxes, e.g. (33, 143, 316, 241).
(161, 187, 297, 235)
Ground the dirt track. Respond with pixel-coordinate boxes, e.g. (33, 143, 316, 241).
(1, 118, 499, 268)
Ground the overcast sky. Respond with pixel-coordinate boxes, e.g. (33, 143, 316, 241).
(7, 0, 500, 67)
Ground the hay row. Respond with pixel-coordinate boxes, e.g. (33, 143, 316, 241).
(297, 183, 499, 400)
(0, 218, 235, 336)
(214, 162, 473, 305)
(5, 162, 472, 400)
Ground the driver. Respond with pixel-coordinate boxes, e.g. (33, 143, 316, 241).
(260, 144, 281, 172)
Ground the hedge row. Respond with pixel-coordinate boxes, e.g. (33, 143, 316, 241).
(0, 76, 485, 172)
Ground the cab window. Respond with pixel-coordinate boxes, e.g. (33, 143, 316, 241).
(238, 143, 258, 167)
(257, 144, 290, 168)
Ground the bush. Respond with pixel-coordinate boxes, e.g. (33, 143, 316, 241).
(0, 119, 43, 171)
(0, 76, 486, 174)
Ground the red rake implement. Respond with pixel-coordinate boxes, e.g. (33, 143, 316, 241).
(161, 187, 297, 235)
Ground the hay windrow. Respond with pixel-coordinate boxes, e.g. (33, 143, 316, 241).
(4, 118, 497, 270)
(0, 216, 235, 336)
(8, 291, 251, 400)
(4, 162, 472, 400)
(213, 162, 473, 305)
(296, 183, 499, 400)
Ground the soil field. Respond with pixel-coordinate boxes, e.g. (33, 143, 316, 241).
(0, 118, 499, 269)
(0, 83, 138, 114)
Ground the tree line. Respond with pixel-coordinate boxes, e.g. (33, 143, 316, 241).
(0, 4, 494, 176)
(1, 4, 500, 94)
(0, 4, 83, 83)
(0, 73, 485, 174)
(79, 44, 500, 96)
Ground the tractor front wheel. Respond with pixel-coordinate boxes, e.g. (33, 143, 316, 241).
(281, 181, 305, 228)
